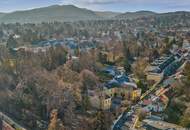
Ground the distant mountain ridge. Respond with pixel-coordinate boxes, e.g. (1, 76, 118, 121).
(115, 10, 190, 20)
(95, 11, 121, 18)
(0, 5, 101, 23)
(0, 13, 6, 19)
(115, 11, 157, 19)
(0, 5, 190, 23)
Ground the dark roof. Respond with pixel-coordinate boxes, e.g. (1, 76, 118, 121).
(158, 55, 175, 71)
(102, 66, 117, 76)
(105, 95, 111, 99)
(105, 79, 120, 89)
(115, 75, 130, 84)
(163, 60, 182, 77)
(105, 74, 132, 89)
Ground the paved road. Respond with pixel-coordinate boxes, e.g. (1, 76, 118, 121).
(0, 112, 26, 130)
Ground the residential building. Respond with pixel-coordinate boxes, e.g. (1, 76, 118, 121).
(145, 54, 183, 83)
(89, 91, 112, 110)
(100, 50, 124, 63)
(104, 75, 141, 101)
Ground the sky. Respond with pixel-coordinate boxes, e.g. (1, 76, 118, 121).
(0, 0, 190, 13)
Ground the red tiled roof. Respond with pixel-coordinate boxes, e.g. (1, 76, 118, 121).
(143, 100, 152, 105)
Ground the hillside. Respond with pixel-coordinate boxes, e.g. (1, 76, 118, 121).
(0, 5, 101, 23)
(154, 11, 190, 25)
(156, 11, 190, 19)
(0, 5, 190, 24)
(95, 11, 121, 19)
(115, 11, 190, 22)
(115, 11, 157, 19)
(0, 13, 6, 19)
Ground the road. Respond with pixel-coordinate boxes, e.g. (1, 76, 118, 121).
(0, 112, 26, 130)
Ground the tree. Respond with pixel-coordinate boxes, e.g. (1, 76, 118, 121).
(161, 37, 172, 54)
(177, 38, 183, 48)
(79, 70, 98, 112)
(48, 109, 58, 130)
(48, 109, 65, 130)
(137, 109, 147, 121)
(63, 98, 76, 129)
(41, 46, 67, 70)
(181, 62, 190, 99)
(124, 58, 131, 73)
(179, 106, 190, 128)
(56, 65, 79, 84)
(7, 35, 17, 49)
(93, 110, 112, 130)
(94, 110, 107, 130)
(180, 114, 190, 128)
(79, 51, 100, 72)
(98, 51, 107, 64)
(153, 49, 160, 57)
(80, 69, 98, 90)
(136, 80, 148, 93)
(123, 41, 133, 73)
(132, 58, 148, 79)
(123, 44, 132, 61)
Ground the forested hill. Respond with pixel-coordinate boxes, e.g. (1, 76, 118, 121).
(0, 5, 190, 24)
(115, 11, 157, 19)
(0, 5, 101, 23)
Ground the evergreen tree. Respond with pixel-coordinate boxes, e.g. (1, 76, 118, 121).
(94, 110, 107, 130)
(7, 35, 17, 49)
(124, 58, 131, 73)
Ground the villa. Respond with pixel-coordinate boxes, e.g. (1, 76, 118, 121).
(104, 75, 141, 101)
(89, 74, 141, 110)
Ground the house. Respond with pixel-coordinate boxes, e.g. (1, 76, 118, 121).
(143, 102, 164, 113)
(90, 74, 141, 110)
(104, 75, 141, 101)
(89, 91, 112, 110)
(142, 99, 152, 106)
(146, 114, 163, 121)
(121, 114, 139, 130)
(141, 96, 165, 113)
(100, 50, 124, 63)
(100, 51, 115, 63)
(13, 46, 50, 53)
(117, 67, 125, 75)
(163, 59, 183, 77)
(115, 75, 130, 84)
(182, 39, 190, 50)
(146, 72, 164, 84)
(131, 89, 142, 101)
(162, 77, 176, 87)
(111, 97, 123, 114)
(13, 34, 20, 39)
(159, 95, 169, 108)
(102, 66, 119, 77)
(101, 95, 112, 110)
(145, 54, 182, 83)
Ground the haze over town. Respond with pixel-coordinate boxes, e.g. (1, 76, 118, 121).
(0, 0, 190, 12)
(0, 1, 190, 130)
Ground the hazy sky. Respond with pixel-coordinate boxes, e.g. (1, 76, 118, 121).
(0, 0, 190, 13)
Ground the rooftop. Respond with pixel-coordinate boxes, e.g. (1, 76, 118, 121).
(146, 54, 182, 75)
(105, 75, 137, 89)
